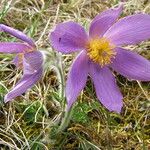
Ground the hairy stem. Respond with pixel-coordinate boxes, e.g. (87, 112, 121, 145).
(57, 105, 74, 133)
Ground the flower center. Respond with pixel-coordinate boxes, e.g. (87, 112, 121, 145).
(17, 48, 35, 68)
(86, 38, 116, 67)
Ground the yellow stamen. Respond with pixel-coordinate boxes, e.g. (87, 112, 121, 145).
(17, 48, 35, 68)
(17, 53, 24, 68)
(86, 37, 116, 67)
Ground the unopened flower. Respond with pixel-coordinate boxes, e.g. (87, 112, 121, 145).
(50, 5, 150, 113)
(0, 24, 44, 102)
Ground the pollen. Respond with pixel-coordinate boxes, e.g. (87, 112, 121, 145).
(86, 37, 116, 67)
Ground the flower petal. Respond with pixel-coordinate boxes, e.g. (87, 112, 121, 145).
(4, 51, 44, 102)
(66, 51, 89, 109)
(89, 64, 123, 113)
(89, 5, 123, 38)
(12, 55, 20, 67)
(12, 54, 24, 68)
(24, 51, 43, 73)
(0, 24, 35, 47)
(104, 14, 150, 46)
(110, 47, 150, 81)
(0, 42, 31, 53)
(50, 21, 88, 53)
(4, 68, 42, 102)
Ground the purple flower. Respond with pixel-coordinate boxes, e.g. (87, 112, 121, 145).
(50, 5, 150, 113)
(0, 24, 44, 102)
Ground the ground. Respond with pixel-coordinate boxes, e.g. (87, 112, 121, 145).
(0, 0, 150, 149)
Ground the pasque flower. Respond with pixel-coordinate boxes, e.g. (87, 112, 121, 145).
(50, 5, 150, 113)
(0, 24, 44, 102)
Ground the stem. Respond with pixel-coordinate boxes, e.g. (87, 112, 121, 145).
(56, 53, 66, 110)
(58, 66, 65, 102)
(57, 105, 74, 133)
(55, 53, 74, 133)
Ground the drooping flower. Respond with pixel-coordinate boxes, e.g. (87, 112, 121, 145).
(50, 5, 150, 113)
(0, 24, 44, 102)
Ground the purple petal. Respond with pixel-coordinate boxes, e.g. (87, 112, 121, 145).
(12, 55, 19, 67)
(0, 42, 31, 53)
(66, 51, 89, 109)
(110, 47, 150, 81)
(24, 51, 43, 73)
(12, 55, 23, 68)
(0, 24, 35, 47)
(4, 68, 43, 102)
(12, 51, 43, 72)
(89, 5, 123, 38)
(4, 51, 44, 102)
(50, 21, 88, 53)
(89, 64, 123, 113)
(104, 14, 150, 46)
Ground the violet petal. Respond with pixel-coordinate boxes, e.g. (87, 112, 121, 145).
(89, 63, 123, 113)
(50, 21, 88, 53)
(0, 42, 31, 53)
(89, 5, 123, 38)
(24, 51, 43, 73)
(111, 47, 150, 81)
(0, 24, 35, 47)
(4, 68, 43, 102)
(66, 51, 89, 109)
(104, 14, 150, 46)
(4, 51, 44, 102)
